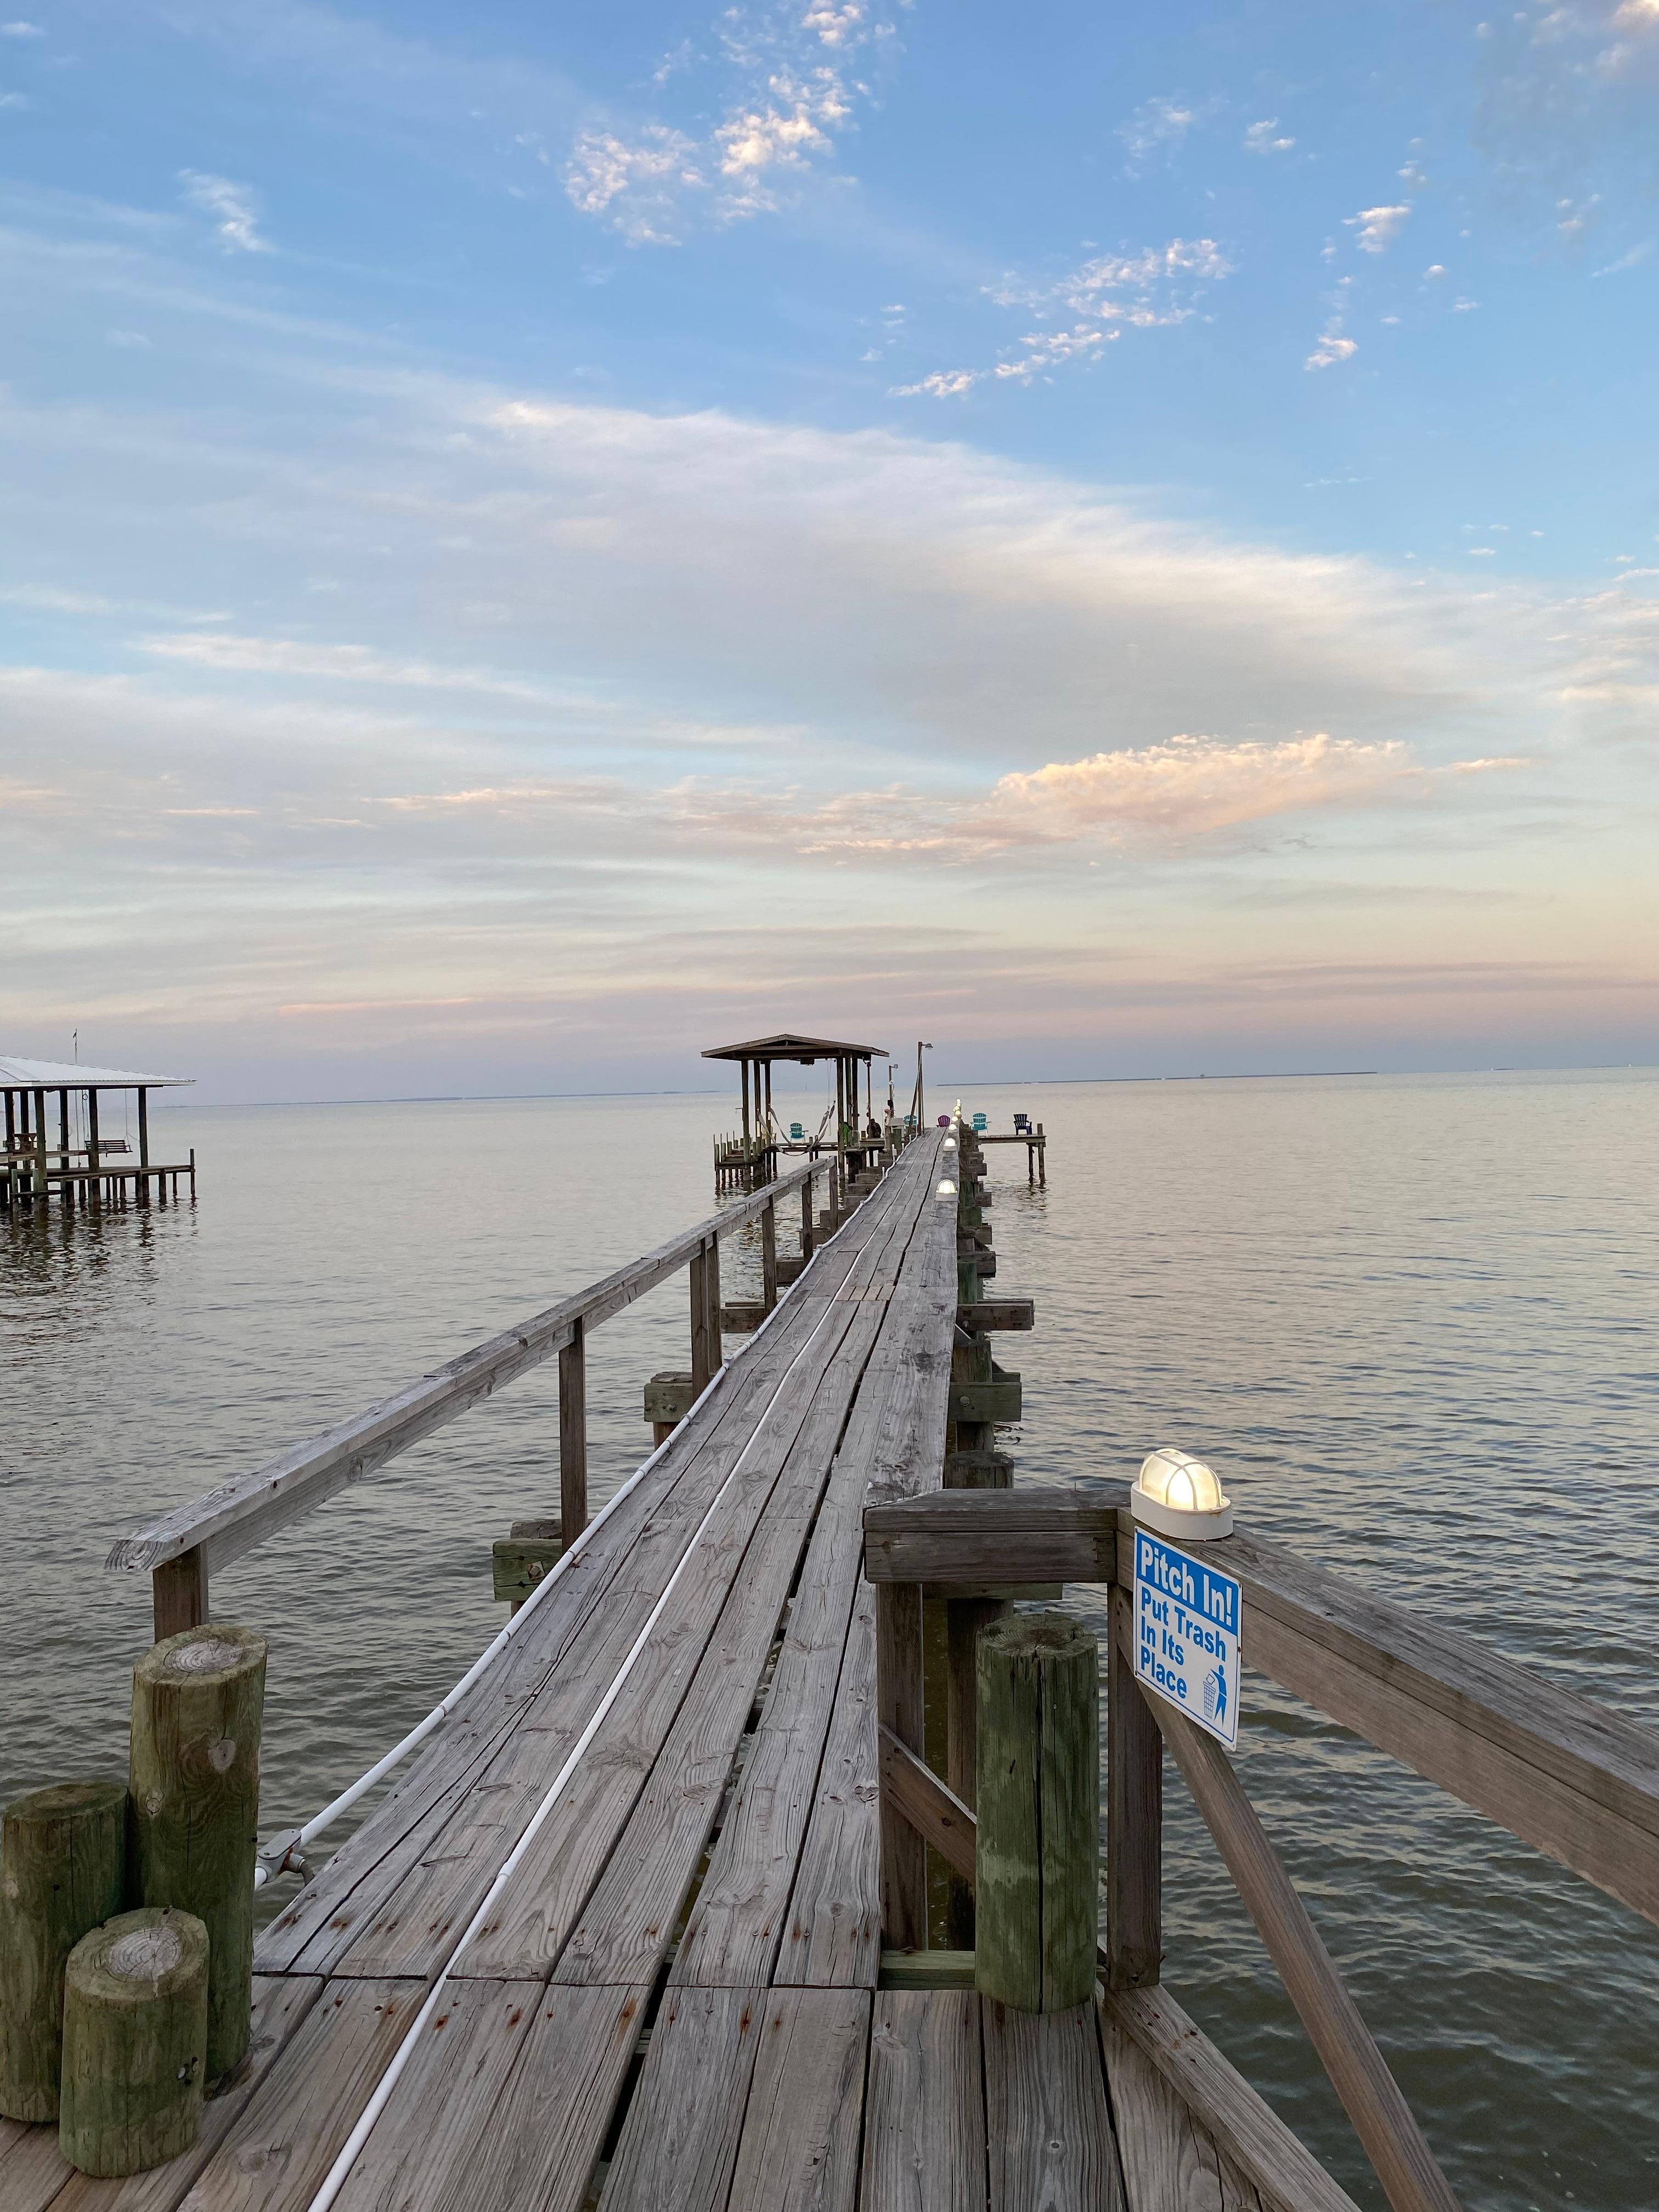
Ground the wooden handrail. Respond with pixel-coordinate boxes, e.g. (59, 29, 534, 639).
(862, 1485, 1659, 1928)
(1109, 1610, 1463, 2212)
(105, 1154, 837, 1584)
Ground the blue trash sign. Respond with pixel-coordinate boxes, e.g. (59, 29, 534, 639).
(1131, 1528, 1242, 1750)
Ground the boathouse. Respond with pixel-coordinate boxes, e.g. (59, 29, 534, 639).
(0, 1056, 196, 1212)
(703, 1030, 887, 1191)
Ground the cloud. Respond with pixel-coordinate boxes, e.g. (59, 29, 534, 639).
(1592, 239, 1654, 274)
(177, 171, 270, 253)
(565, 0, 899, 242)
(899, 239, 1232, 396)
(1118, 94, 1210, 173)
(2, 18, 44, 33)
(565, 126, 703, 245)
(1244, 118, 1295, 154)
(890, 368, 977, 397)
(1346, 204, 1411, 253)
(1306, 329, 1358, 370)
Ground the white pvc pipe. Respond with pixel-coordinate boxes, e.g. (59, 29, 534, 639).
(256, 1161, 856, 1885)
(303, 1228, 868, 2212)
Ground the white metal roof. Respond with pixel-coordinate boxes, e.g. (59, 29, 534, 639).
(0, 1057, 194, 1090)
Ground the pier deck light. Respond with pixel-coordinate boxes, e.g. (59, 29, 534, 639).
(1131, 1446, 1234, 1539)
(936, 1178, 957, 1198)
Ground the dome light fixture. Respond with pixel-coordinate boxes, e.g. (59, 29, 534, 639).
(1131, 1446, 1234, 1539)
(936, 1178, 957, 1198)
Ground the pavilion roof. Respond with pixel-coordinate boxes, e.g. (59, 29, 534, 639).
(0, 1056, 194, 1091)
(701, 1032, 887, 1065)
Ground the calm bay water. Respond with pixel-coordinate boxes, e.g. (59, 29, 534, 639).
(2, 1071, 1656, 2210)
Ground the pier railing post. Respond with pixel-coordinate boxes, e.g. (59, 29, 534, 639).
(1105, 1582, 1163, 1989)
(800, 1176, 815, 1262)
(559, 1316, 588, 1537)
(875, 1570, 928, 1950)
(760, 1199, 778, 1313)
(689, 1241, 712, 1394)
(151, 1548, 208, 1642)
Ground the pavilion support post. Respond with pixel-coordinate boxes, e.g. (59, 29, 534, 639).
(559, 1317, 588, 1537)
(741, 1060, 751, 1153)
(760, 1199, 778, 1313)
(1106, 1584, 1163, 1990)
(876, 1576, 928, 1951)
(86, 1088, 100, 1207)
(34, 1087, 49, 1205)
(58, 1089, 70, 1182)
(138, 1087, 150, 1200)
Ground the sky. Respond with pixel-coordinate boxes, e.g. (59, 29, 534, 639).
(2, 0, 1656, 1101)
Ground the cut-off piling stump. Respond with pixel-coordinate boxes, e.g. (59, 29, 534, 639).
(129, 1623, 266, 2080)
(59, 1906, 208, 2177)
(0, 1779, 128, 2122)
(974, 1609, 1099, 2015)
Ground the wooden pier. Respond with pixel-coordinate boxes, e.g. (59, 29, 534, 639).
(1, 1057, 196, 1215)
(7, 1109, 1659, 2212)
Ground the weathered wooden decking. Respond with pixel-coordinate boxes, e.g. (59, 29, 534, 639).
(1, 1131, 1342, 2212)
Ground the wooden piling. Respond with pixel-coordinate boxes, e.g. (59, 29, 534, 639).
(0, 1780, 129, 2122)
(799, 1176, 815, 1262)
(760, 1197, 778, 1313)
(129, 1624, 266, 2080)
(58, 1908, 208, 2177)
(974, 1610, 1099, 2013)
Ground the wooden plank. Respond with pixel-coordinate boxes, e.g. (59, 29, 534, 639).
(1135, 1653, 1460, 2212)
(169, 1979, 423, 2212)
(860, 1991, 985, 2212)
(668, 1355, 898, 1987)
(0, 2121, 74, 2212)
(862, 1485, 1127, 1588)
(877, 1726, 975, 1885)
(43, 1978, 324, 2212)
(324, 1979, 540, 2212)
(597, 1985, 762, 2211)
(560, 1193, 927, 1989)
(781, 1150, 955, 1987)
(338, 1983, 645, 2212)
(984, 1997, 1124, 2212)
(1100, 1989, 1361, 2212)
(461, 1175, 924, 1980)
(776, 1585, 882, 1989)
(876, 1953, 975, 1991)
(725, 1988, 870, 2212)
(1098, 1992, 1250, 2212)
(105, 1160, 823, 1576)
